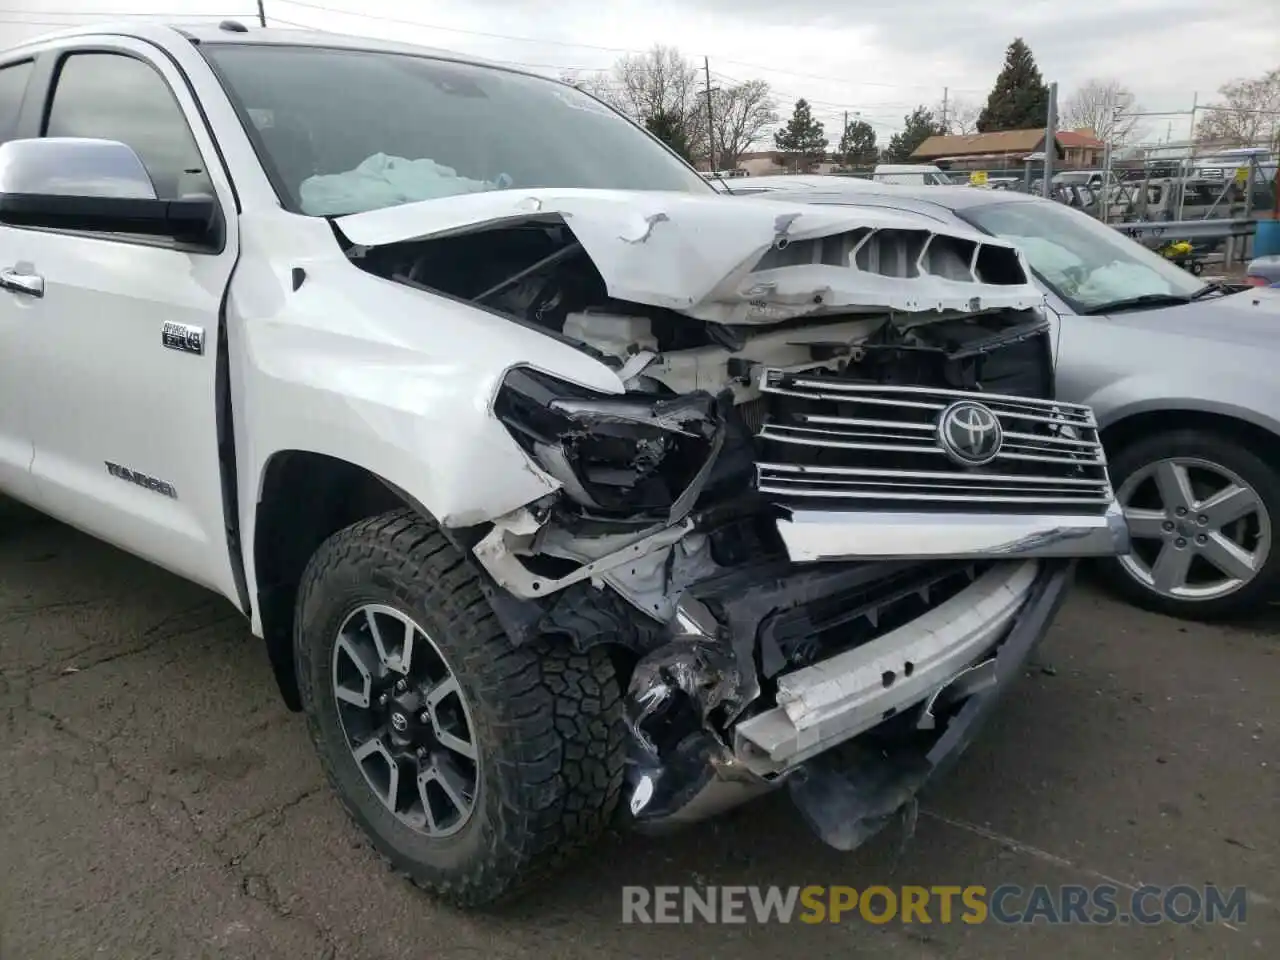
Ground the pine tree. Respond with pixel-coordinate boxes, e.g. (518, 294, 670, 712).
(977, 38, 1050, 132)
(838, 118, 878, 168)
(774, 99, 828, 169)
(885, 106, 946, 162)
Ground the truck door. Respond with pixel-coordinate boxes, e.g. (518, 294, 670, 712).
(1, 41, 242, 600)
(0, 57, 37, 503)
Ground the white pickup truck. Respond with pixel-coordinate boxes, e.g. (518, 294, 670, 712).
(0, 21, 1128, 906)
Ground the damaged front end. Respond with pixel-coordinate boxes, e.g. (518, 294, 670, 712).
(336, 190, 1128, 852)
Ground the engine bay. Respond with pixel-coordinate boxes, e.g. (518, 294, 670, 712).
(352, 218, 1053, 400)
(351, 218, 1057, 534)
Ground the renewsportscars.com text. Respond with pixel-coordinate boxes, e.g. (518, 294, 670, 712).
(621, 884, 1248, 926)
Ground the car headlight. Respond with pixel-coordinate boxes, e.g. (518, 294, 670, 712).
(495, 367, 722, 519)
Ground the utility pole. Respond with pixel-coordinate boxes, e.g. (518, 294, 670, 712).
(1177, 92, 1198, 223)
(703, 56, 715, 174)
(1097, 91, 1120, 221)
(256, 0, 266, 27)
(1041, 81, 1058, 197)
(941, 87, 949, 130)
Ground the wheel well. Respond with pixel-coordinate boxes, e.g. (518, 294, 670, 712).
(254, 451, 409, 710)
(1101, 409, 1280, 473)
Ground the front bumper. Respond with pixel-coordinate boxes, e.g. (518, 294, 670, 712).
(788, 558, 1073, 850)
(776, 504, 1129, 563)
(626, 558, 1074, 851)
(733, 559, 1041, 771)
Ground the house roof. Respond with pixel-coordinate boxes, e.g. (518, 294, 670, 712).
(1058, 128, 1105, 149)
(911, 129, 1048, 159)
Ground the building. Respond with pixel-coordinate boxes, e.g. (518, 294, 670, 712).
(1056, 129, 1106, 167)
(909, 129, 1068, 170)
(731, 150, 841, 176)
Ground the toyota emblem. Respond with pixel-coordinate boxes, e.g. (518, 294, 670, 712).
(936, 400, 1003, 466)
(390, 712, 409, 732)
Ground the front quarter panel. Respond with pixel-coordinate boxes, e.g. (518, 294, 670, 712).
(228, 209, 623, 560)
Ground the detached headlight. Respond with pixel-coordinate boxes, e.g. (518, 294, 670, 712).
(495, 367, 721, 518)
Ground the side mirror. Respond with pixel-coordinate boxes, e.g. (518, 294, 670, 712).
(0, 137, 219, 245)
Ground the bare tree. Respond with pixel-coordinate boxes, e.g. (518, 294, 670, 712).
(1195, 68, 1280, 148)
(933, 96, 980, 135)
(588, 46, 708, 161)
(710, 79, 778, 168)
(1061, 79, 1144, 146)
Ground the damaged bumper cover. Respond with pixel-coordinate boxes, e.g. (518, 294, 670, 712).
(626, 559, 1074, 851)
(732, 560, 1038, 770)
(776, 505, 1129, 563)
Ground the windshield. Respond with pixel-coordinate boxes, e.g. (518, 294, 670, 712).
(959, 199, 1204, 312)
(201, 44, 711, 216)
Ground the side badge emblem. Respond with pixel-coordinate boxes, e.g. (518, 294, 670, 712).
(162, 321, 205, 356)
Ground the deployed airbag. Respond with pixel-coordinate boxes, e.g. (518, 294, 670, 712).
(300, 153, 510, 216)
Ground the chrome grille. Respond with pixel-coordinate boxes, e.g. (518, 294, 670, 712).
(754, 369, 1111, 513)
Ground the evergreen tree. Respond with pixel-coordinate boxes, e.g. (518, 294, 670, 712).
(838, 118, 878, 168)
(774, 99, 828, 169)
(977, 38, 1050, 132)
(885, 106, 946, 162)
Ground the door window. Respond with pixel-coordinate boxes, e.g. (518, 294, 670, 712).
(45, 52, 211, 199)
(0, 59, 33, 144)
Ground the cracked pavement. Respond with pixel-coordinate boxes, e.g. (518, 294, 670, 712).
(1, 496, 1276, 958)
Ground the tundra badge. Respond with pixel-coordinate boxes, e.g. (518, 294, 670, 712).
(105, 461, 178, 499)
(162, 321, 205, 355)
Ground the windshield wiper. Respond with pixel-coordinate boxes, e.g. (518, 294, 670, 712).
(1080, 292, 1193, 315)
(1190, 281, 1230, 300)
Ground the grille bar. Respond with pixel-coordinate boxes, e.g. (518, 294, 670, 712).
(759, 462, 1112, 487)
(755, 369, 1111, 512)
(760, 424, 1106, 467)
(771, 372, 1098, 423)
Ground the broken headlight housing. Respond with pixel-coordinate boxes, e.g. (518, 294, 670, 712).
(495, 367, 722, 519)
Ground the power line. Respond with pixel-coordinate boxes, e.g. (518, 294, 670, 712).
(0, 9, 257, 16)
(0, 17, 88, 26)
(276, 0, 639, 53)
(274, 0, 980, 95)
(267, 16, 326, 30)
(712, 56, 982, 94)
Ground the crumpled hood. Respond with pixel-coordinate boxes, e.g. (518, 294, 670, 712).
(335, 188, 1045, 324)
(1111, 286, 1280, 349)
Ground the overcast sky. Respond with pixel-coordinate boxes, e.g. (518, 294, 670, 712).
(2, 0, 1276, 143)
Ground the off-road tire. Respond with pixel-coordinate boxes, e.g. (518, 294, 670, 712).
(1100, 429, 1280, 620)
(294, 508, 626, 907)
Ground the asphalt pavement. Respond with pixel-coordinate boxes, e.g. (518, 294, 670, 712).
(1, 496, 1276, 959)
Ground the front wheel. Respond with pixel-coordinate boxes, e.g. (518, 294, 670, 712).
(1103, 429, 1279, 620)
(294, 509, 626, 907)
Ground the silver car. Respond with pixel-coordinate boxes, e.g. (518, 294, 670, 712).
(731, 176, 1280, 620)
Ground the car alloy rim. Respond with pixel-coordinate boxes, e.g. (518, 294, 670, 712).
(1118, 456, 1271, 601)
(331, 603, 479, 837)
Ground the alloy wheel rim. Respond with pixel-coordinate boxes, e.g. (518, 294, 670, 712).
(1118, 456, 1271, 601)
(331, 603, 479, 838)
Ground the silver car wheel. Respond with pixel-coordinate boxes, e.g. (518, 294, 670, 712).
(331, 603, 480, 838)
(1118, 456, 1271, 601)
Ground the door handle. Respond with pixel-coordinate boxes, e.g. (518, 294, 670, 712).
(0, 268, 44, 298)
